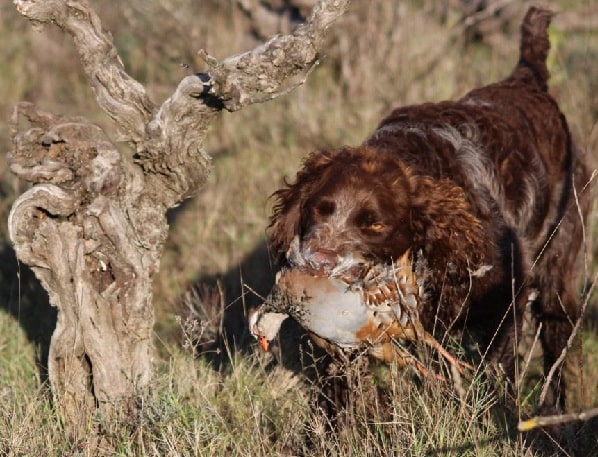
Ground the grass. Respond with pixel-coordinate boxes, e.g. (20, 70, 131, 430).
(0, 308, 534, 456)
(0, 0, 597, 455)
(4, 302, 593, 456)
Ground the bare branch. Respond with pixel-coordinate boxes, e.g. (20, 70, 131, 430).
(202, 0, 351, 111)
(14, 0, 155, 142)
(137, 0, 350, 204)
(13, 0, 350, 205)
(518, 406, 598, 432)
(137, 74, 216, 206)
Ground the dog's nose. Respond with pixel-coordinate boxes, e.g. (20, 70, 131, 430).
(304, 248, 339, 269)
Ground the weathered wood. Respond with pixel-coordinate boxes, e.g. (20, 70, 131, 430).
(10, 0, 350, 439)
(203, 0, 348, 111)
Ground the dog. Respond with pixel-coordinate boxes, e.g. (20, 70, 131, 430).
(264, 7, 590, 411)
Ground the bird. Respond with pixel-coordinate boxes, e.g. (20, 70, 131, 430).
(249, 237, 472, 377)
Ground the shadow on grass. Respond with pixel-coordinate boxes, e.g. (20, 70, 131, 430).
(180, 239, 344, 411)
(181, 239, 326, 370)
(0, 241, 55, 382)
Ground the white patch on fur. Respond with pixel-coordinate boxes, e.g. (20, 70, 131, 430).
(430, 124, 542, 232)
(461, 95, 494, 107)
(432, 125, 505, 215)
(516, 152, 546, 229)
(468, 264, 493, 277)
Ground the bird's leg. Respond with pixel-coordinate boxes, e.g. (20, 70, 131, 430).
(374, 321, 473, 378)
(368, 342, 447, 381)
(368, 341, 412, 366)
(308, 332, 353, 364)
(421, 332, 475, 376)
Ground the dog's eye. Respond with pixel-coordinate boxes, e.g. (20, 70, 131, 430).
(355, 209, 386, 233)
(368, 222, 386, 232)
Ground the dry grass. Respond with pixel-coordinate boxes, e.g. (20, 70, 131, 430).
(0, 0, 597, 455)
(0, 309, 532, 456)
(2, 303, 595, 455)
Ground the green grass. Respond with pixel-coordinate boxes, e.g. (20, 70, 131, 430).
(0, 1, 597, 455)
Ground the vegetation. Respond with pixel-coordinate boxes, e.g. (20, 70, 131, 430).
(0, 1, 596, 455)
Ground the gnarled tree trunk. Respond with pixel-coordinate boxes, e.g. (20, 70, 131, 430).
(9, 0, 349, 438)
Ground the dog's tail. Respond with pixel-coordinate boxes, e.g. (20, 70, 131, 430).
(514, 6, 554, 91)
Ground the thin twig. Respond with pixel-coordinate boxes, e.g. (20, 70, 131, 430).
(518, 406, 598, 432)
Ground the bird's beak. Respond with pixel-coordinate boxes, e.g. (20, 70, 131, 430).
(250, 317, 270, 351)
(249, 309, 288, 352)
(258, 335, 270, 351)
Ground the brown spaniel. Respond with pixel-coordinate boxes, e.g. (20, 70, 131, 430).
(267, 7, 591, 411)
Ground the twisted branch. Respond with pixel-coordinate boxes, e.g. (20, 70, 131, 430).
(14, 0, 154, 142)
(10, 0, 350, 436)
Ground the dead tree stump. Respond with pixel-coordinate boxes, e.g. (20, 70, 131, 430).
(9, 0, 350, 437)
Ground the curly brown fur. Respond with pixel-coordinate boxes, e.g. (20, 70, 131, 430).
(268, 7, 590, 411)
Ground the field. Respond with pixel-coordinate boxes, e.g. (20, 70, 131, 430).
(0, 1, 597, 455)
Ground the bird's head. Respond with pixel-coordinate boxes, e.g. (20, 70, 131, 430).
(248, 308, 289, 351)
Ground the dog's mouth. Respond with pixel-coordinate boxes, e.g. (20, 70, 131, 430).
(302, 247, 337, 267)
(285, 235, 369, 277)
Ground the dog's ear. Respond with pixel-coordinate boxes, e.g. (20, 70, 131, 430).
(267, 149, 344, 262)
(268, 185, 303, 262)
(409, 175, 488, 270)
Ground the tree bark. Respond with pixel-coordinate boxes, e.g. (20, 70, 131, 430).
(9, 0, 349, 438)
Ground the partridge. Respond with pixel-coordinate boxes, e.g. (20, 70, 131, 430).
(249, 239, 472, 376)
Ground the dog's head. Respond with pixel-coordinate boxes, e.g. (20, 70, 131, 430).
(268, 146, 413, 269)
